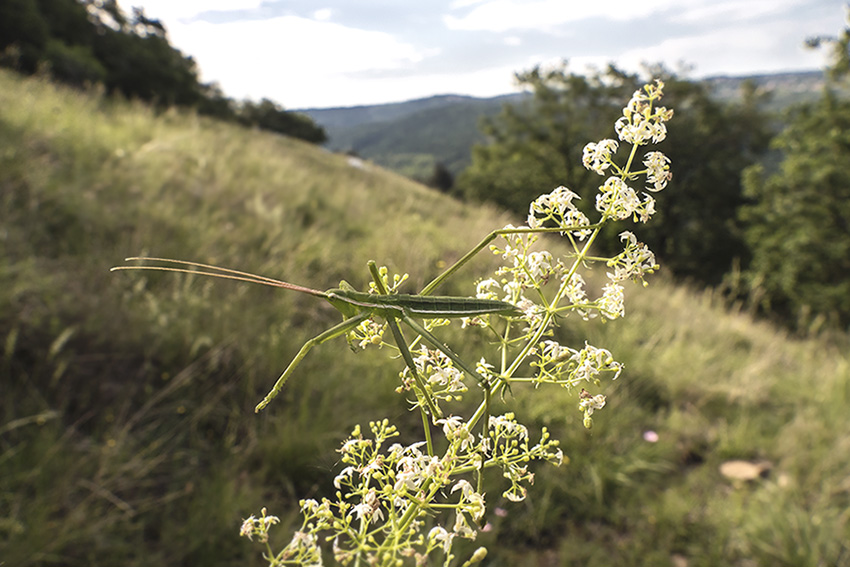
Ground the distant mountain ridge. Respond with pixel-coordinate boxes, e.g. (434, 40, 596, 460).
(299, 93, 527, 130)
(298, 70, 825, 183)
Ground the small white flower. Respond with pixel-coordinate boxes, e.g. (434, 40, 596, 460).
(429, 526, 453, 552)
(596, 177, 640, 221)
(563, 272, 587, 305)
(502, 280, 522, 303)
(334, 466, 356, 489)
(582, 139, 619, 175)
(351, 488, 383, 523)
(598, 282, 625, 319)
(239, 515, 256, 540)
(526, 250, 553, 281)
(643, 151, 672, 192)
(578, 393, 607, 414)
(475, 278, 501, 301)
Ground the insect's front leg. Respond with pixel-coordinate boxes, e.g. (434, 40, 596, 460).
(255, 314, 369, 413)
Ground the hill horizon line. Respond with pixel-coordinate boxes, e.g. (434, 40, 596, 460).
(295, 67, 823, 113)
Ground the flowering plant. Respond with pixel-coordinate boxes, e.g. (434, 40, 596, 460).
(241, 80, 673, 566)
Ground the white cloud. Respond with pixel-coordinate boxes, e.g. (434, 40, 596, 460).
(313, 8, 333, 21)
(670, 0, 808, 24)
(163, 16, 430, 107)
(449, 0, 490, 8)
(444, 0, 681, 32)
(127, 0, 834, 108)
(612, 19, 829, 77)
(133, 0, 265, 22)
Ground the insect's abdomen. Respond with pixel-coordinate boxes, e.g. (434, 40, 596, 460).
(330, 289, 520, 319)
(389, 294, 519, 318)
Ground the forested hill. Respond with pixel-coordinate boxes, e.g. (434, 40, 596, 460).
(298, 70, 824, 180)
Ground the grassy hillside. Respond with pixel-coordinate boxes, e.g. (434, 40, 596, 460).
(2, 69, 849, 566)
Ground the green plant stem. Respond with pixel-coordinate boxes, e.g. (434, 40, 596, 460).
(467, 224, 604, 431)
(420, 225, 601, 296)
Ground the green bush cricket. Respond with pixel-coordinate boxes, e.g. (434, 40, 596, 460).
(112, 254, 521, 416)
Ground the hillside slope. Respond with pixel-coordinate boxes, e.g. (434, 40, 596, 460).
(2, 70, 848, 566)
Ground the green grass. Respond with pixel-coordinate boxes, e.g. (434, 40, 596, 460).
(2, 69, 849, 566)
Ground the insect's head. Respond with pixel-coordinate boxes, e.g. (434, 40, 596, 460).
(326, 283, 361, 318)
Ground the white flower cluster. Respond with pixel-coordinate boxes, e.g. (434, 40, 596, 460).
(246, 413, 560, 565)
(582, 81, 673, 225)
(533, 340, 623, 386)
(579, 389, 607, 429)
(487, 413, 563, 502)
(527, 186, 593, 240)
(597, 282, 625, 319)
(643, 151, 672, 192)
(367, 265, 409, 295)
(241, 80, 673, 567)
(614, 80, 674, 145)
(607, 231, 659, 285)
(582, 139, 619, 175)
(398, 347, 468, 406)
(349, 317, 385, 349)
(239, 507, 280, 543)
(594, 176, 655, 222)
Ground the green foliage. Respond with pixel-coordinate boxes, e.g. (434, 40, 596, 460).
(739, 16, 850, 330)
(239, 98, 327, 144)
(307, 73, 826, 184)
(426, 161, 455, 193)
(0, 0, 49, 73)
(43, 39, 107, 86)
(740, 96, 850, 329)
(2, 70, 850, 566)
(457, 63, 771, 285)
(458, 63, 628, 214)
(377, 152, 439, 183)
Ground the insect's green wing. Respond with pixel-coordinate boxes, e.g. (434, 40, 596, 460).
(328, 289, 519, 320)
(388, 294, 520, 319)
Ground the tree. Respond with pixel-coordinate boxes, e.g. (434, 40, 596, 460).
(633, 69, 771, 284)
(239, 99, 327, 144)
(86, 1, 205, 107)
(458, 63, 633, 214)
(0, 0, 49, 73)
(426, 161, 454, 193)
(457, 63, 770, 284)
(739, 12, 850, 329)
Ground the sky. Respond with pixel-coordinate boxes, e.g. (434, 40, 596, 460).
(129, 0, 842, 109)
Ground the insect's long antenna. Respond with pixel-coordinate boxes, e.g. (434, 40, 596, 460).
(111, 257, 328, 298)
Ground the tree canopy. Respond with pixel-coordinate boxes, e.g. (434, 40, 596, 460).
(457, 63, 771, 285)
(739, 13, 850, 330)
